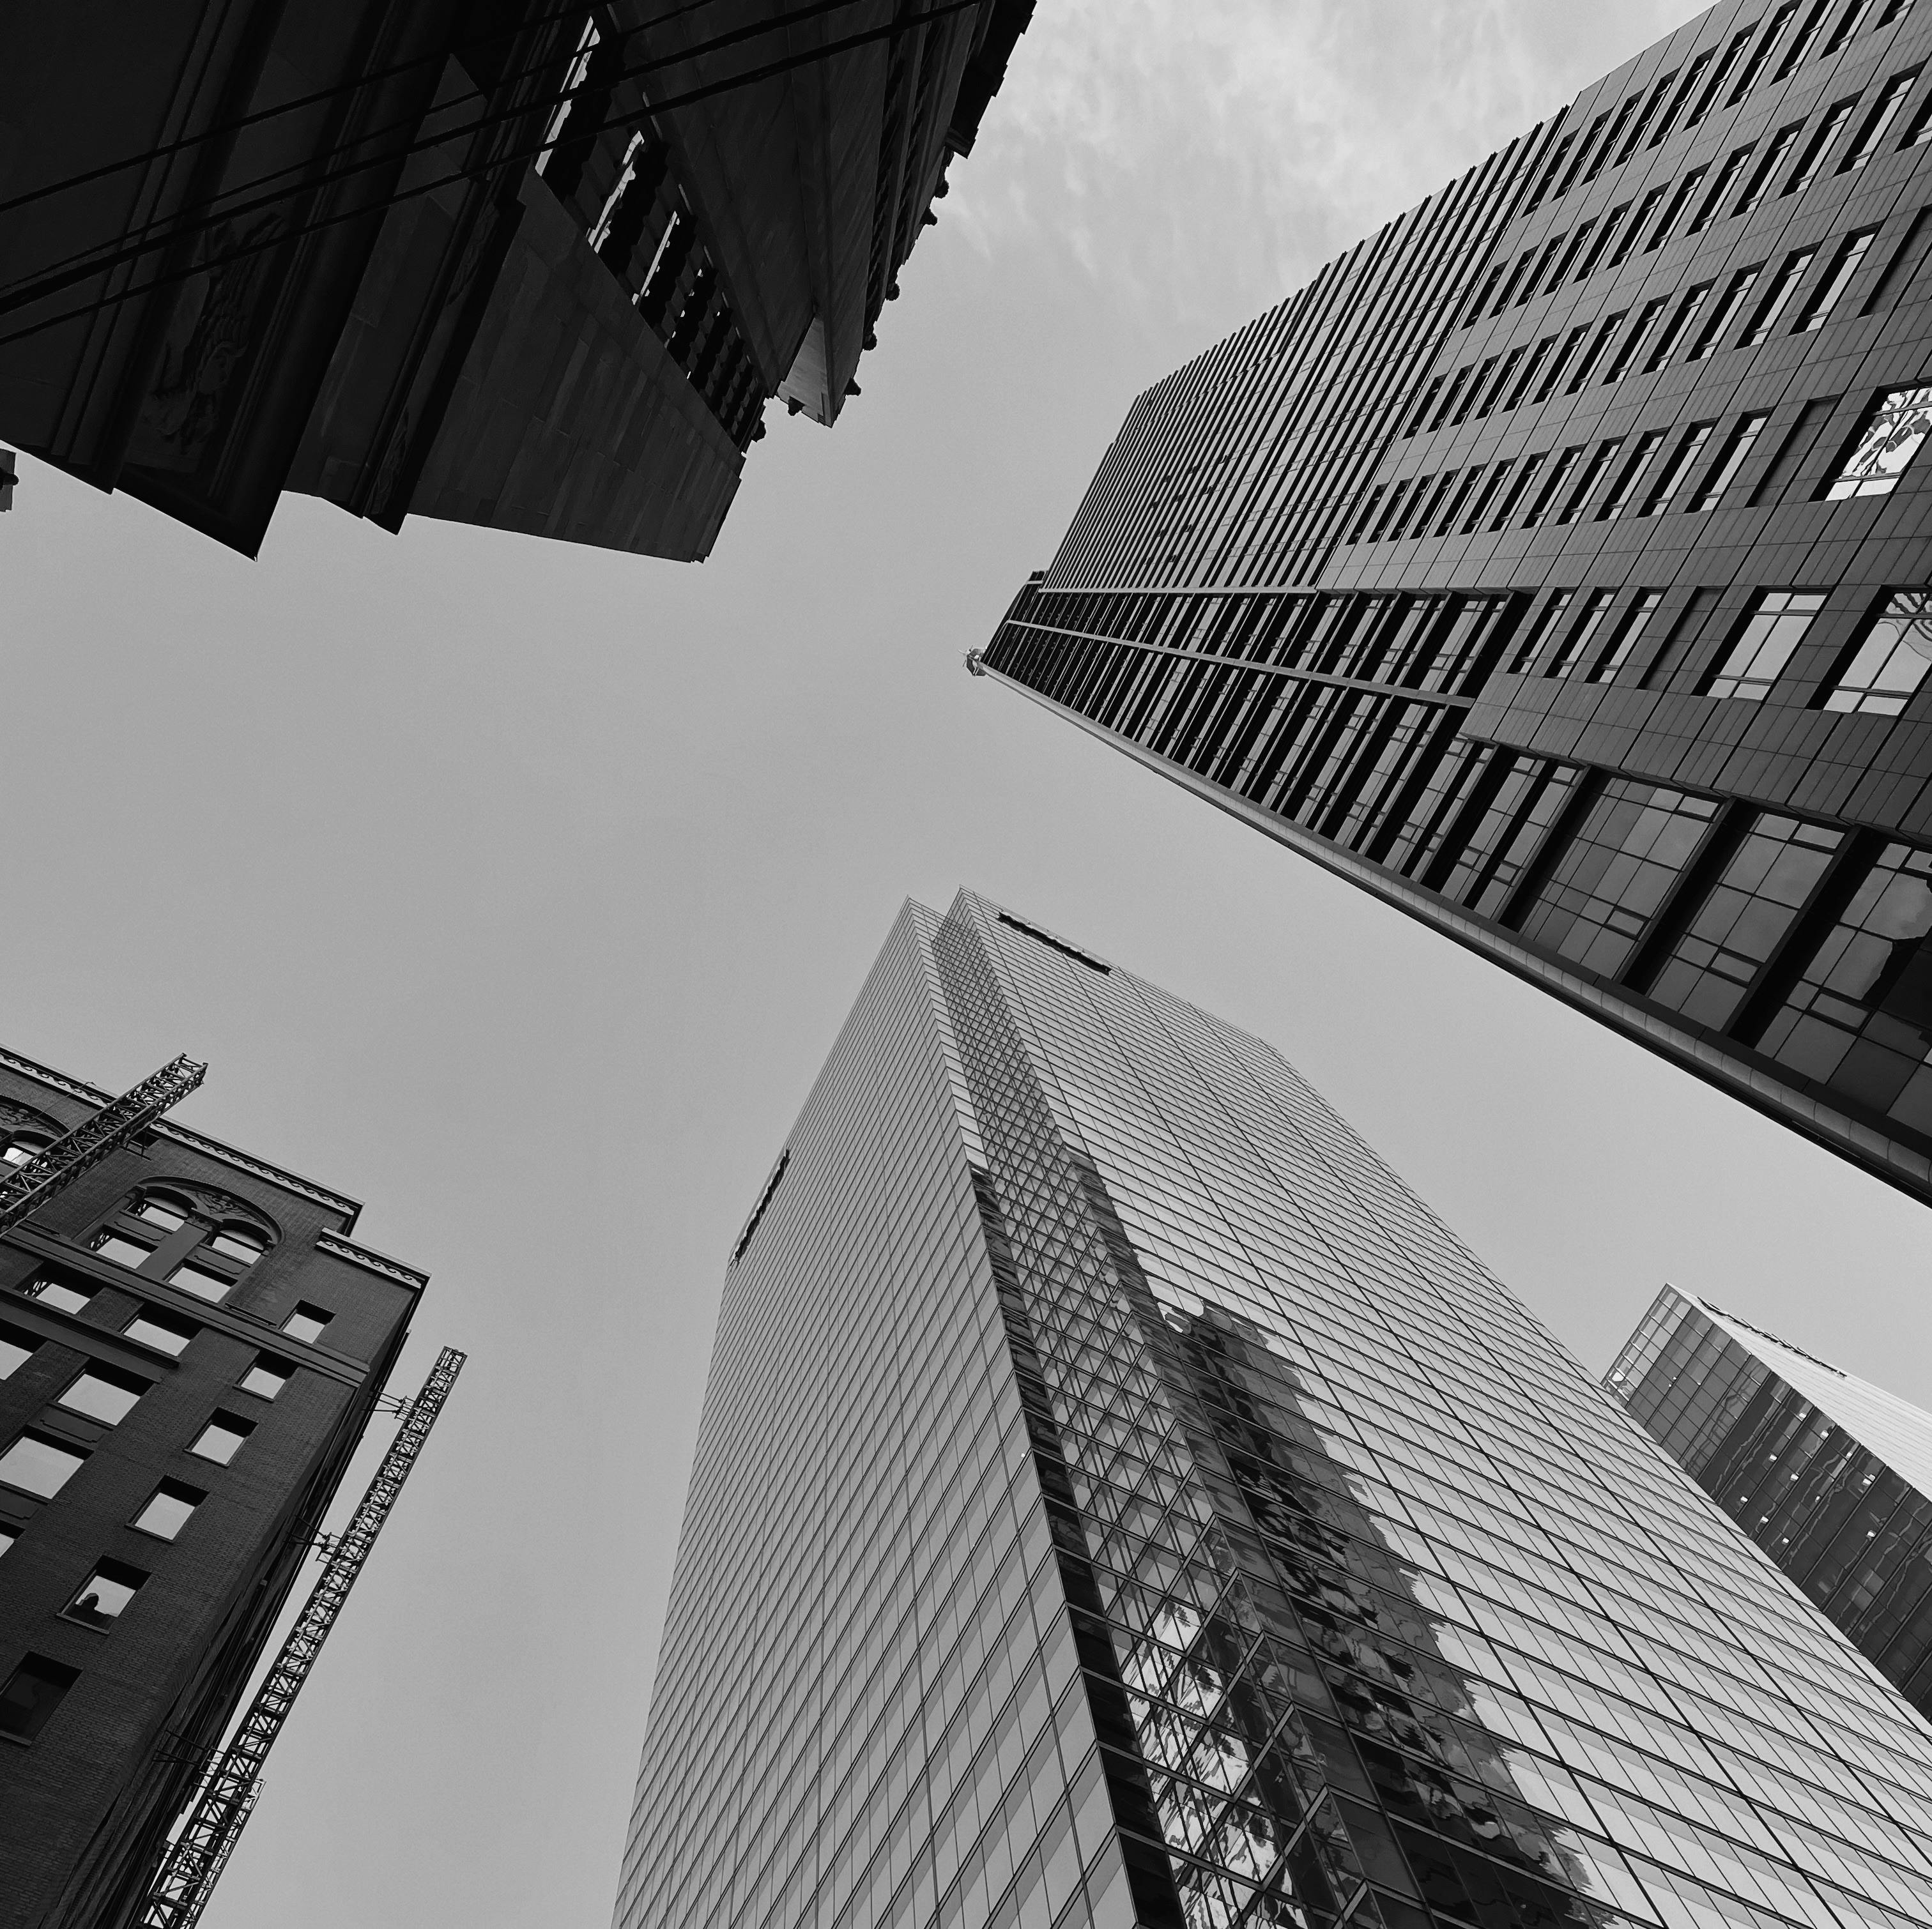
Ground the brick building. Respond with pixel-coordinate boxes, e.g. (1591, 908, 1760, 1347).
(975, 0, 1932, 1207)
(0, 1048, 425, 1929)
(0, 0, 1031, 560)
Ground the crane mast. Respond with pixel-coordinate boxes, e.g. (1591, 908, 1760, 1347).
(140, 1345, 467, 1929)
(0, 1053, 206, 1232)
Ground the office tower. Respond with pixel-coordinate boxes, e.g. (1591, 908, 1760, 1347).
(974, 0, 1932, 1209)
(617, 888, 1932, 1929)
(0, 1046, 426, 1929)
(1608, 1281, 1932, 1724)
(0, 0, 1029, 560)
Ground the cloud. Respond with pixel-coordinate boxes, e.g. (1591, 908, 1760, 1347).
(953, 0, 1702, 331)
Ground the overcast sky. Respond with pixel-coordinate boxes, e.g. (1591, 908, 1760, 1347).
(8, 3, 1932, 1926)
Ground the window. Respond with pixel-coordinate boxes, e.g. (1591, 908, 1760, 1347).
(1650, 169, 1706, 248)
(135, 1198, 187, 1233)
(0, 1432, 88, 1498)
(190, 1412, 255, 1466)
(1476, 350, 1521, 420)
(1504, 337, 1556, 411)
(1433, 469, 1483, 536)
(1646, 286, 1712, 370)
(0, 1655, 80, 1743)
(1690, 413, 1772, 508)
(1824, 0, 1878, 57)
(1825, 385, 1932, 496)
(1589, 593, 1666, 683)
(1535, 326, 1590, 403)
(132, 1479, 205, 1541)
(1648, 816, 1846, 1028)
(123, 1310, 195, 1358)
(1741, 249, 1817, 343)
(1508, 593, 1575, 673)
(1463, 462, 1513, 533)
(1774, 0, 1834, 79)
(1843, 69, 1920, 168)
(238, 1355, 295, 1401)
(1580, 204, 1631, 279)
(1797, 229, 1880, 330)
(1643, 591, 1725, 688)
(1557, 440, 1623, 523)
(284, 1305, 330, 1345)
(1524, 448, 1583, 528)
(0, 1132, 52, 1169)
(15, 1275, 93, 1317)
(1905, 86, 1932, 147)
(1738, 125, 1804, 213)
(1491, 453, 1545, 528)
(1696, 28, 1759, 125)
(1755, 838, 1932, 1128)
(1567, 313, 1627, 392)
(1606, 301, 1668, 382)
(205, 1227, 266, 1265)
(1751, 397, 1842, 503)
(0, 1320, 36, 1380)
(1405, 376, 1445, 436)
(1689, 266, 1763, 358)
(1620, 75, 1678, 162)
(169, 1261, 232, 1305)
(91, 1232, 153, 1271)
(1692, 148, 1752, 230)
(1736, 6, 1802, 100)
(1643, 422, 1717, 514)
(1600, 431, 1667, 519)
(1821, 591, 1932, 711)
(1702, 591, 1828, 699)
(63, 1559, 150, 1631)
(1625, 185, 1671, 259)
(57, 1366, 150, 1426)
(1428, 369, 1471, 432)
(0, 1524, 15, 1559)
(1785, 101, 1858, 194)
(1548, 592, 1618, 678)
(1514, 782, 1721, 977)
(1862, 210, 1931, 312)
(1658, 50, 1714, 143)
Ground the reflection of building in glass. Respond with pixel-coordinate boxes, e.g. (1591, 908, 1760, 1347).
(616, 890, 1932, 1929)
(972, 1, 1932, 1208)
(1609, 1283, 1932, 1726)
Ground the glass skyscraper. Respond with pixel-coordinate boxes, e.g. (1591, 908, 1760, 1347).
(1609, 1282, 1932, 1724)
(615, 889, 1932, 1929)
(972, 0, 1932, 1210)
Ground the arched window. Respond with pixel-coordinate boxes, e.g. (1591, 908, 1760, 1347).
(0, 1099, 64, 1170)
(88, 1185, 278, 1306)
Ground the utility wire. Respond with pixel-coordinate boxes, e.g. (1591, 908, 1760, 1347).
(0, 0, 977, 352)
(0, 0, 903, 314)
(0, 0, 601, 221)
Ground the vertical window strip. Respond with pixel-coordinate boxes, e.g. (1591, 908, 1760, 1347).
(1738, 125, 1804, 215)
(1606, 301, 1669, 383)
(1535, 326, 1591, 403)
(1861, 209, 1931, 312)
(1580, 204, 1632, 280)
(1785, 100, 1859, 195)
(1823, 0, 1877, 57)
(1657, 50, 1715, 143)
(1694, 29, 1758, 126)
(1797, 230, 1879, 328)
(1600, 431, 1669, 519)
(1464, 461, 1515, 533)
(1647, 284, 1713, 371)
(1590, 592, 1666, 683)
(1689, 266, 1765, 360)
(1549, 590, 1619, 677)
(1643, 422, 1717, 515)
(1525, 449, 1583, 528)
(1568, 312, 1629, 392)
(1693, 149, 1752, 232)
(1651, 169, 1706, 250)
(1625, 184, 1671, 259)
(1774, 0, 1835, 82)
(1558, 440, 1625, 523)
(1733, 6, 1802, 105)
(1478, 346, 1527, 419)
(1508, 591, 1576, 672)
(1492, 452, 1546, 529)
(1743, 250, 1818, 344)
(1619, 73, 1679, 164)
(1842, 69, 1919, 167)
(1690, 413, 1772, 509)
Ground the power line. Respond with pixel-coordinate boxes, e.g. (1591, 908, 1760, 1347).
(0, 0, 931, 317)
(0, 0, 977, 352)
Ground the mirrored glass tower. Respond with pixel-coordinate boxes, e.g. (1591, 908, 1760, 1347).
(614, 890, 1932, 1929)
(974, 0, 1932, 1209)
(1608, 1282, 1932, 1725)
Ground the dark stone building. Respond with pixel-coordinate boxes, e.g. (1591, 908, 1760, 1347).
(0, 1047, 425, 1929)
(975, 0, 1932, 1208)
(0, 0, 1030, 560)
(1609, 1283, 1932, 1722)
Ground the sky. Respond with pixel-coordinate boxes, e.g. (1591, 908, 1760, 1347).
(7, 2, 1932, 1925)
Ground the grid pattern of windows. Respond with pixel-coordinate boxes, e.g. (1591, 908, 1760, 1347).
(1609, 1286, 1932, 1724)
(981, 0, 1932, 1219)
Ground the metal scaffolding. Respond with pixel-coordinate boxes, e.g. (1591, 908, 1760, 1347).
(0, 1054, 206, 1234)
(139, 1345, 468, 1929)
